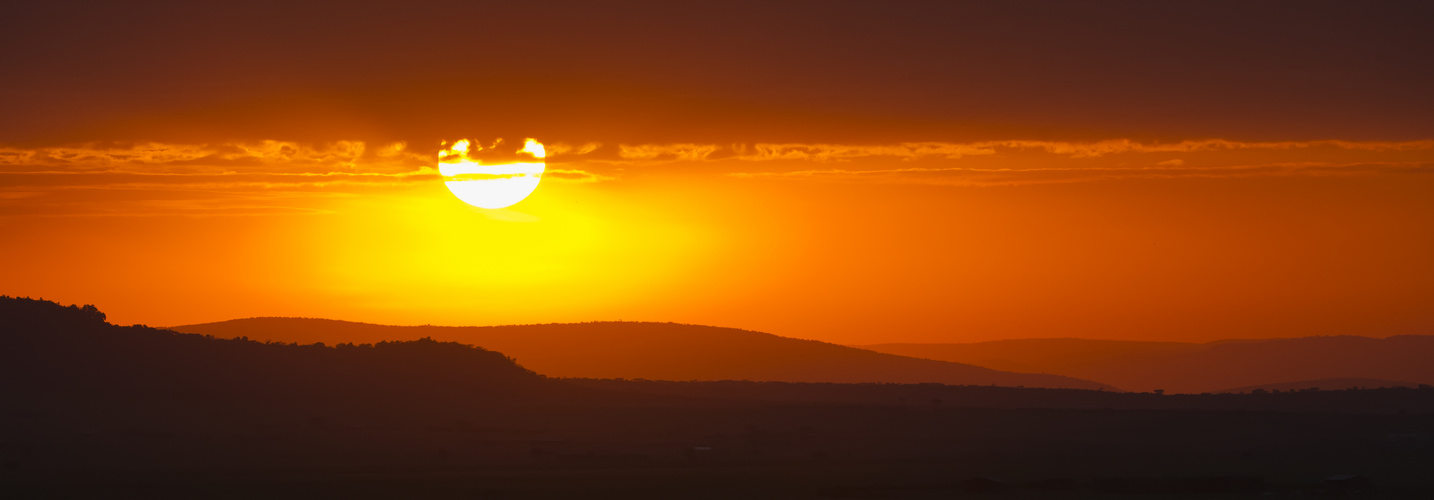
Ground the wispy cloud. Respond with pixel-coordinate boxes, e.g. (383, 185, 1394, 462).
(730, 162, 1434, 187)
(709, 139, 1434, 186)
(543, 169, 616, 183)
(618, 143, 722, 161)
(613, 139, 1434, 164)
(0, 141, 610, 185)
(0, 140, 614, 216)
(0, 140, 400, 172)
(4, 138, 1432, 215)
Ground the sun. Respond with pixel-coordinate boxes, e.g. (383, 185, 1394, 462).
(438, 138, 546, 209)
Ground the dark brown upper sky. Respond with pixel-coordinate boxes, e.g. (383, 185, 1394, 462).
(3, 0, 1432, 147)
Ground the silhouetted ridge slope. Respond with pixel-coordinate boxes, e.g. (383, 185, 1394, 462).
(171, 318, 1114, 390)
(861, 335, 1434, 393)
(0, 297, 551, 405)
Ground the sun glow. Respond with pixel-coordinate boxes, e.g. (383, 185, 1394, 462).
(438, 138, 546, 209)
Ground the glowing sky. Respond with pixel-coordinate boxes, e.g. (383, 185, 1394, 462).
(3, 1, 1433, 344)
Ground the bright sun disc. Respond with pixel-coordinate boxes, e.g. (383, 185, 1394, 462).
(438, 138, 546, 209)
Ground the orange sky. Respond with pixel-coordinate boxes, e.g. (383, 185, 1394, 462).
(3, 1, 1433, 344)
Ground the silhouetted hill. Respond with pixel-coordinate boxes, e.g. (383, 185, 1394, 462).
(1216, 378, 1422, 394)
(170, 318, 1113, 390)
(860, 335, 1434, 393)
(1, 296, 566, 410)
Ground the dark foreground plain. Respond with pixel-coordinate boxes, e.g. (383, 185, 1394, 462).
(4, 297, 1433, 498)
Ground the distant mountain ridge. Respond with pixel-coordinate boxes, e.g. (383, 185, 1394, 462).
(170, 318, 1113, 391)
(860, 336, 1434, 393)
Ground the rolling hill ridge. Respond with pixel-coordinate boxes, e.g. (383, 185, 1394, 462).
(170, 318, 1113, 390)
(861, 336, 1434, 393)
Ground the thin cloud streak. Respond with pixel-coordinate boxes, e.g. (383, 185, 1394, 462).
(0, 141, 614, 217)
(0, 141, 394, 170)
(729, 162, 1434, 187)
(719, 139, 1434, 162)
(4, 139, 1432, 215)
(7, 138, 1431, 171)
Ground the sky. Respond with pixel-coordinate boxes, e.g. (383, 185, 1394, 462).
(3, 1, 1433, 344)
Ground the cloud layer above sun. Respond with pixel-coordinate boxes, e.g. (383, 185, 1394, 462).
(4, 137, 1431, 216)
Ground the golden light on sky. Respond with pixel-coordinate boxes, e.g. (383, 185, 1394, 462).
(438, 138, 547, 209)
(4, 136, 1432, 345)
